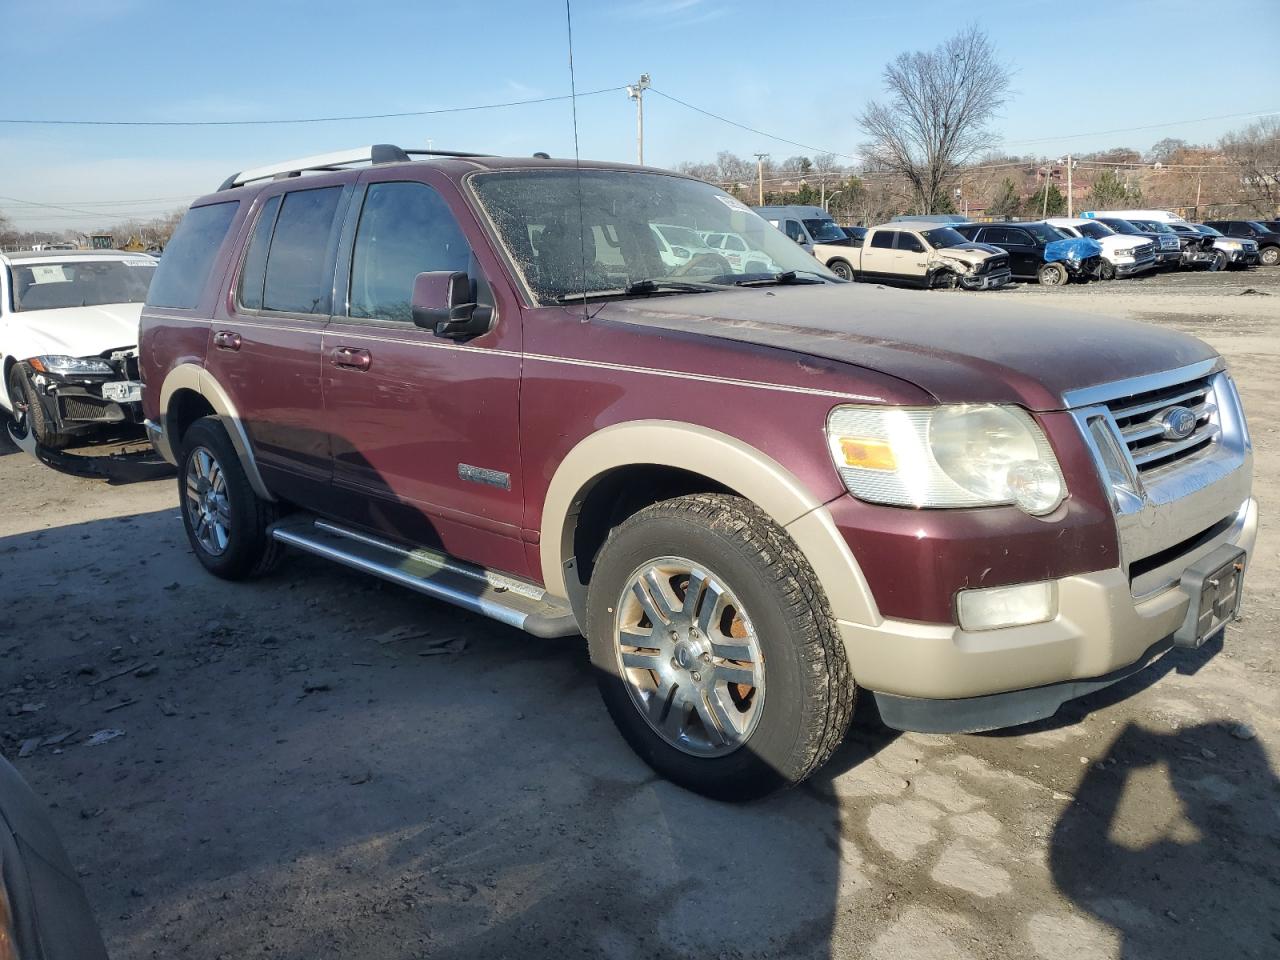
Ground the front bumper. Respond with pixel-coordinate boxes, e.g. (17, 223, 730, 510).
(26, 376, 143, 434)
(1114, 256, 1157, 276)
(962, 268, 1011, 290)
(839, 495, 1256, 731)
(1155, 249, 1182, 266)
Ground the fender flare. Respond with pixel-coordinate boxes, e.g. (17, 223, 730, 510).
(538, 420, 880, 628)
(157, 363, 274, 501)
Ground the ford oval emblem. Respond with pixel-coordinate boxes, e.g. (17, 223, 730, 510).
(1160, 406, 1198, 441)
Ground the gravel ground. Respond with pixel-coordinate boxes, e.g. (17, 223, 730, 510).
(2, 267, 1277, 960)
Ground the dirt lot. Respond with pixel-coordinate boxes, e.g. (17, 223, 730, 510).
(2, 268, 1277, 960)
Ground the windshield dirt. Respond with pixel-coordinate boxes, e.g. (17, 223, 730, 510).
(471, 170, 832, 303)
(10, 258, 155, 312)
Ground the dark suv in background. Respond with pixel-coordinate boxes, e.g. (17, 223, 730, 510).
(1202, 220, 1280, 266)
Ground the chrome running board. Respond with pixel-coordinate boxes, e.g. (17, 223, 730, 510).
(269, 516, 580, 638)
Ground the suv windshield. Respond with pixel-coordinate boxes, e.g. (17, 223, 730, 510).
(1075, 221, 1115, 240)
(1101, 219, 1143, 235)
(803, 218, 847, 243)
(9, 258, 155, 312)
(1196, 225, 1223, 237)
(920, 227, 968, 248)
(1132, 220, 1174, 234)
(472, 170, 833, 303)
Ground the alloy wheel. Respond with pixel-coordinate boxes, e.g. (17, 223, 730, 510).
(184, 446, 231, 556)
(613, 557, 765, 757)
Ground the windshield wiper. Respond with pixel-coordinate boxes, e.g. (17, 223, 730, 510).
(551, 279, 722, 303)
(733, 270, 828, 287)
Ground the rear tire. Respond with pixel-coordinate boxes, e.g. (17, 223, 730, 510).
(586, 493, 855, 801)
(6, 364, 70, 450)
(828, 259, 855, 282)
(178, 417, 282, 580)
(1037, 262, 1068, 287)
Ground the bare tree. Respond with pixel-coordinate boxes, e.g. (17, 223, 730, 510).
(858, 26, 1011, 214)
(1220, 117, 1280, 216)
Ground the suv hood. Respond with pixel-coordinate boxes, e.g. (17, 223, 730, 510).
(4, 302, 141, 359)
(596, 284, 1217, 411)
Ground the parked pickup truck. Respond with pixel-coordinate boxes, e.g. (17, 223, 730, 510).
(141, 145, 1255, 800)
(817, 223, 1012, 289)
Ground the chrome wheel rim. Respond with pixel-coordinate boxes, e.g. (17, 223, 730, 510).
(613, 557, 765, 758)
(184, 446, 231, 556)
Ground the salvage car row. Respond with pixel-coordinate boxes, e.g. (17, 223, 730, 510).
(755, 204, 1277, 290)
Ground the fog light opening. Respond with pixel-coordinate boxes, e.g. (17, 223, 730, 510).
(957, 582, 1058, 632)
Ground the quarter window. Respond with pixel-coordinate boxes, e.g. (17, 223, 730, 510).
(262, 185, 344, 315)
(349, 182, 472, 322)
(146, 201, 238, 310)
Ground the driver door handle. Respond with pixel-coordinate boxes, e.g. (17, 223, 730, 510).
(329, 346, 372, 371)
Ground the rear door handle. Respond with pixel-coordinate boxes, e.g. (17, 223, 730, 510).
(213, 330, 241, 351)
(329, 346, 372, 371)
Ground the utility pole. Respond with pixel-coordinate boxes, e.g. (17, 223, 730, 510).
(626, 74, 650, 165)
(754, 153, 768, 206)
(1194, 174, 1202, 219)
(1066, 154, 1073, 217)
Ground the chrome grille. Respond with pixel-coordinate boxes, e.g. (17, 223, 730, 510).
(1103, 375, 1218, 475)
(1134, 242, 1155, 261)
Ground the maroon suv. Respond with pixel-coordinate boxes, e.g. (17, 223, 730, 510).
(140, 145, 1255, 800)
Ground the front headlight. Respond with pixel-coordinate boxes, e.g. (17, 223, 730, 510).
(27, 355, 114, 376)
(1221, 240, 1243, 250)
(826, 404, 1067, 515)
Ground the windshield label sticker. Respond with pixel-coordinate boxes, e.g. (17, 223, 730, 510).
(123, 259, 155, 267)
(714, 195, 752, 214)
(29, 265, 68, 283)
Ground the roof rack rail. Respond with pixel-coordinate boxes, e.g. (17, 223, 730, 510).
(217, 144, 493, 191)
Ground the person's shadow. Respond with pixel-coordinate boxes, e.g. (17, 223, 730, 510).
(1049, 717, 1280, 957)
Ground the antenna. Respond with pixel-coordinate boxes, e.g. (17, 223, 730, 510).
(564, 0, 588, 320)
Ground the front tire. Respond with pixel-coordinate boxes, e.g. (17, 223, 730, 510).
(586, 493, 855, 801)
(1038, 262, 1068, 287)
(1098, 261, 1117, 281)
(1260, 246, 1279, 267)
(178, 417, 282, 580)
(6, 364, 70, 450)
(1208, 250, 1228, 272)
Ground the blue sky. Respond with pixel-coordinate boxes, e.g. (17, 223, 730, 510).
(3, 0, 1277, 230)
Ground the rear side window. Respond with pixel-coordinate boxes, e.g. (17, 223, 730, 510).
(237, 194, 282, 310)
(869, 231, 895, 249)
(146, 201, 238, 309)
(348, 182, 472, 322)
(263, 186, 344, 315)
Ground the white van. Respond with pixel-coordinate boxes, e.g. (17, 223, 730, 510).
(1080, 209, 1186, 224)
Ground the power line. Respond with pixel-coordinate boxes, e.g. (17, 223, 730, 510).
(1002, 109, 1280, 146)
(648, 88, 859, 162)
(0, 86, 628, 127)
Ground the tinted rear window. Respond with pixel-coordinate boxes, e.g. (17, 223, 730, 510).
(146, 201, 238, 309)
(263, 186, 344, 314)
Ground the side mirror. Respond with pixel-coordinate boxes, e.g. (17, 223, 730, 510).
(411, 271, 493, 340)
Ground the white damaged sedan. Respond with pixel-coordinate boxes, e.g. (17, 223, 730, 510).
(0, 249, 155, 450)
